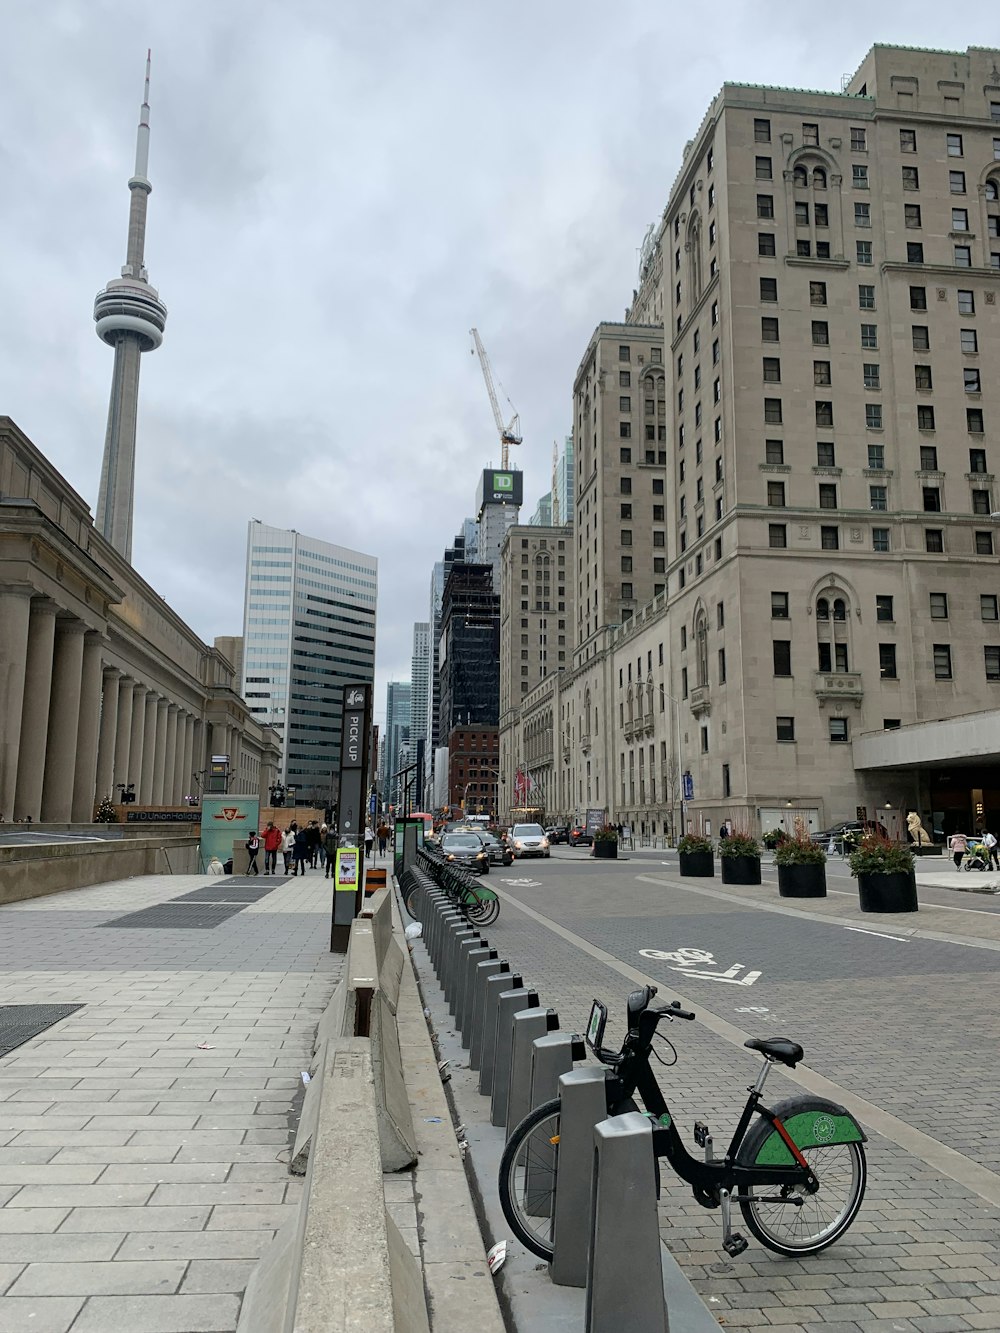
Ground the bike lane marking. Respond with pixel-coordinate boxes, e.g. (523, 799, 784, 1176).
(489, 880, 1000, 1208)
(844, 926, 910, 942)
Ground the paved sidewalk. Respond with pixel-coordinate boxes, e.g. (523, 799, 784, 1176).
(0, 865, 346, 1332)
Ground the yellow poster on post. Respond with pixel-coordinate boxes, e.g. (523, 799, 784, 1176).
(334, 847, 360, 893)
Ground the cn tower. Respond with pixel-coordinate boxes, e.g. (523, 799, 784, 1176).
(94, 51, 168, 564)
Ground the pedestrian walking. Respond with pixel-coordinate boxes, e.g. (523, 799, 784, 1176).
(319, 822, 329, 870)
(949, 831, 969, 870)
(262, 822, 282, 875)
(306, 820, 321, 869)
(377, 821, 389, 856)
(984, 828, 999, 871)
(281, 824, 296, 874)
(245, 831, 261, 876)
(364, 823, 375, 861)
(323, 824, 338, 878)
(293, 823, 310, 875)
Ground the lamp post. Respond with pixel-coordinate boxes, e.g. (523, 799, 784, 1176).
(658, 685, 686, 845)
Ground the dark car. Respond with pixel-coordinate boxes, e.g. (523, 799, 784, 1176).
(478, 831, 513, 867)
(545, 826, 568, 845)
(441, 831, 491, 875)
(811, 820, 866, 853)
(568, 826, 593, 847)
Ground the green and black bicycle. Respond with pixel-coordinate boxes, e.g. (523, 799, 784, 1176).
(402, 854, 500, 927)
(500, 984, 867, 1260)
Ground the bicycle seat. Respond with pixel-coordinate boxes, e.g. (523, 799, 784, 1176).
(744, 1037, 804, 1068)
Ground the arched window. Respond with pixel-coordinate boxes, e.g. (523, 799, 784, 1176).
(686, 211, 704, 301)
(813, 167, 827, 189)
(986, 181, 998, 202)
(833, 598, 847, 622)
(816, 598, 829, 620)
(793, 165, 808, 187)
(696, 613, 709, 687)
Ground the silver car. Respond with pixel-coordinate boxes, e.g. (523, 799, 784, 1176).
(509, 823, 551, 859)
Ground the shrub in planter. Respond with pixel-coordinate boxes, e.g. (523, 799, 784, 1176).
(593, 824, 619, 859)
(847, 830, 917, 913)
(678, 833, 714, 877)
(719, 828, 762, 885)
(773, 830, 827, 898)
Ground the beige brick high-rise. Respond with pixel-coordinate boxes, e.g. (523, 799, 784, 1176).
(501, 45, 1000, 841)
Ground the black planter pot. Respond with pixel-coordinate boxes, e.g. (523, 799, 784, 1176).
(679, 850, 714, 877)
(594, 840, 618, 859)
(777, 862, 827, 898)
(857, 870, 918, 913)
(720, 854, 762, 886)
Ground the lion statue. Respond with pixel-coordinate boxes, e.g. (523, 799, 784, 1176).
(906, 811, 931, 846)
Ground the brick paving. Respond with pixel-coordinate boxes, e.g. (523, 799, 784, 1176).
(0, 869, 341, 1332)
(476, 854, 1000, 1333)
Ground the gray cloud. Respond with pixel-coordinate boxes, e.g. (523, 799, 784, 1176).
(1, 0, 994, 720)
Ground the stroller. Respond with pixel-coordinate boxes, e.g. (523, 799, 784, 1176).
(961, 840, 990, 872)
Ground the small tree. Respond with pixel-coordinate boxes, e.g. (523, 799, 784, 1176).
(94, 795, 119, 824)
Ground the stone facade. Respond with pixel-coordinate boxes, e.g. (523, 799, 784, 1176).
(0, 418, 280, 822)
(500, 46, 1000, 840)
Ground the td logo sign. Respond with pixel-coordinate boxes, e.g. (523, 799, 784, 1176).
(493, 472, 513, 492)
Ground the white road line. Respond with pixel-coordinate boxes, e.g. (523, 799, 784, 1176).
(844, 926, 910, 942)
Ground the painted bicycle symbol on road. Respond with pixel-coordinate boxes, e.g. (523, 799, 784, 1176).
(639, 946, 762, 987)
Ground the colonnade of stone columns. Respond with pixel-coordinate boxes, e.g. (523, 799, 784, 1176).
(0, 587, 203, 823)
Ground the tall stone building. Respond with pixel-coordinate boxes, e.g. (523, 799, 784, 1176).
(501, 44, 1000, 840)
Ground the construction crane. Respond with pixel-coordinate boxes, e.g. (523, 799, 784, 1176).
(470, 328, 522, 469)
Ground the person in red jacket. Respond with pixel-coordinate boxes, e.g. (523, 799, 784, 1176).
(262, 822, 283, 875)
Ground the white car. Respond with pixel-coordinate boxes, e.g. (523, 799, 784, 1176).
(509, 823, 551, 859)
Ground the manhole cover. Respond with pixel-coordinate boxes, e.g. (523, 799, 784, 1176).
(0, 1004, 84, 1058)
(100, 903, 245, 929)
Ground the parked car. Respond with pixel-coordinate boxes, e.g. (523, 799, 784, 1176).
(811, 820, 867, 853)
(478, 831, 513, 867)
(440, 831, 490, 875)
(508, 823, 551, 859)
(568, 826, 593, 847)
(545, 826, 568, 845)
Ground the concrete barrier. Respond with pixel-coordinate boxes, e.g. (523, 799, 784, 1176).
(293, 894, 416, 1176)
(237, 1038, 429, 1333)
(0, 834, 200, 904)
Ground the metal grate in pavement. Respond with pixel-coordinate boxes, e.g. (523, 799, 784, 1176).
(0, 1004, 85, 1058)
(173, 885, 276, 903)
(99, 903, 245, 930)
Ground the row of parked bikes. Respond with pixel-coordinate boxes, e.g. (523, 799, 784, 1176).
(405, 846, 869, 1261)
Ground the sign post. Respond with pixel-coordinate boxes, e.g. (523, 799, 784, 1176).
(331, 682, 372, 952)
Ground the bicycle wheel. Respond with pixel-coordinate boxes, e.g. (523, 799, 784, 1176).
(499, 1098, 561, 1259)
(401, 877, 427, 922)
(467, 894, 500, 926)
(737, 1101, 867, 1256)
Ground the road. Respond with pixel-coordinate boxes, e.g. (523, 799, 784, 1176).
(471, 846, 1000, 1331)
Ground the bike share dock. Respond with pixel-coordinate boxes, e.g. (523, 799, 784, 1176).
(404, 852, 721, 1332)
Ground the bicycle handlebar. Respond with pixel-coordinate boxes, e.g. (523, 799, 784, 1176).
(657, 1002, 696, 1022)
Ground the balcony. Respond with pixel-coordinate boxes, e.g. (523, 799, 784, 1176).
(813, 671, 864, 705)
(689, 684, 711, 717)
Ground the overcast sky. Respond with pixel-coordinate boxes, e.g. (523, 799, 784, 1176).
(1, 2, 996, 722)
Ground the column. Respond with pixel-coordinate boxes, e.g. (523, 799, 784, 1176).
(182, 719, 196, 799)
(173, 713, 191, 804)
(113, 676, 134, 793)
(188, 717, 202, 799)
(14, 599, 58, 822)
(0, 586, 32, 822)
(140, 691, 159, 803)
(72, 633, 105, 821)
(95, 667, 121, 806)
(41, 620, 87, 822)
(161, 705, 179, 808)
(151, 697, 169, 805)
(128, 685, 147, 796)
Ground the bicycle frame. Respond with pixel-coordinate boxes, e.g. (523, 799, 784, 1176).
(601, 1024, 817, 1200)
(632, 1061, 817, 1197)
